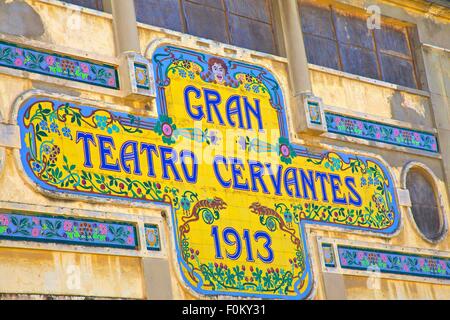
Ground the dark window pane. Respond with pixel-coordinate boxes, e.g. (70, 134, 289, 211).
(375, 25, 410, 56)
(225, 0, 270, 23)
(183, 1, 228, 43)
(334, 12, 373, 49)
(303, 34, 339, 70)
(340, 44, 379, 79)
(62, 0, 103, 10)
(228, 15, 275, 54)
(299, 4, 334, 39)
(406, 169, 443, 241)
(380, 54, 416, 88)
(189, 0, 224, 10)
(135, 0, 183, 32)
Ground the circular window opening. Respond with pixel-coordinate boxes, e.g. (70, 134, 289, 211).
(406, 168, 444, 242)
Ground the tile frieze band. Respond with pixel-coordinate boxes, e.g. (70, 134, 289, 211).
(0, 40, 119, 90)
(325, 112, 439, 153)
(321, 243, 450, 281)
(0, 212, 138, 249)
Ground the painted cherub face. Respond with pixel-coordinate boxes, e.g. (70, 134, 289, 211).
(211, 63, 225, 83)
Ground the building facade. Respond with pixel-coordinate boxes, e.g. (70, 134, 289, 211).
(0, 0, 449, 299)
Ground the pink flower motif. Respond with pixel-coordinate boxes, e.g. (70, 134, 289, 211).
(419, 258, 425, 267)
(334, 117, 341, 125)
(393, 129, 399, 137)
(357, 251, 364, 260)
(127, 226, 133, 233)
(357, 121, 363, 130)
(31, 228, 40, 237)
(99, 224, 107, 235)
(0, 215, 9, 226)
(380, 254, 388, 262)
(413, 132, 420, 141)
(280, 144, 290, 157)
(107, 77, 115, 87)
(63, 221, 73, 232)
(126, 236, 134, 245)
(341, 257, 347, 265)
(32, 217, 39, 225)
(79, 63, 89, 73)
(14, 58, 23, 67)
(45, 55, 55, 66)
(440, 261, 446, 269)
(375, 132, 381, 139)
(15, 48, 23, 56)
(432, 143, 437, 151)
(402, 264, 409, 272)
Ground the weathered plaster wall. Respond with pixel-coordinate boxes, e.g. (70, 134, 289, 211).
(0, 247, 144, 298)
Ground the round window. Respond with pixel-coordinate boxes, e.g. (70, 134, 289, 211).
(406, 168, 444, 241)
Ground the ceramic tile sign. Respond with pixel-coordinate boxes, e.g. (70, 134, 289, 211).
(17, 45, 400, 299)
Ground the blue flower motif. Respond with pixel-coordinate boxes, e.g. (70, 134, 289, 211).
(62, 127, 72, 138)
(360, 177, 367, 187)
(32, 162, 42, 172)
(179, 69, 187, 78)
(252, 85, 260, 93)
(188, 71, 195, 79)
(42, 145, 51, 154)
(244, 84, 251, 91)
(39, 120, 48, 131)
(50, 122, 59, 134)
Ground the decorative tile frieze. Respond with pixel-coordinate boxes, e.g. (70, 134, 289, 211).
(0, 40, 119, 89)
(325, 112, 439, 153)
(338, 245, 450, 280)
(144, 224, 161, 251)
(0, 212, 137, 249)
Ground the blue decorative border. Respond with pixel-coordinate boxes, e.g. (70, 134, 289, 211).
(338, 245, 450, 280)
(0, 40, 119, 89)
(0, 212, 138, 250)
(144, 224, 161, 251)
(325, 112, 439, 153)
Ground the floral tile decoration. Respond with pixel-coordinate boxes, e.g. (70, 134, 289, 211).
(0, 40, 119, 89)
(338, 245, 450, 280)
(321, 243, 336, 268)
(325, 112, 439, 153)
(145, 224, 161, 251)
(0, 212, 138, 249)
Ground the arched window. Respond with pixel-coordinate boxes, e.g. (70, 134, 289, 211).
(406, 167, 444, 241)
